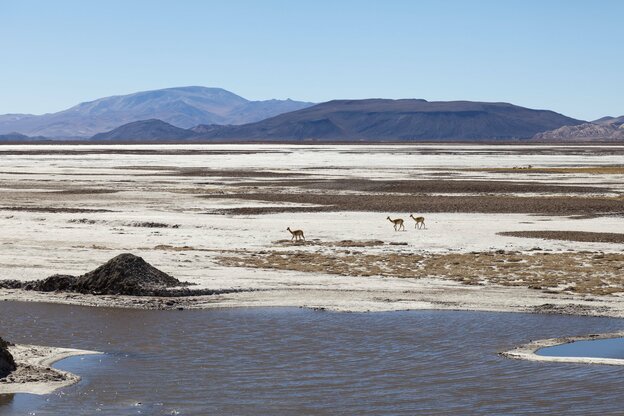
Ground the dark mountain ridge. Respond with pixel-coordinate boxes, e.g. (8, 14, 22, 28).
(1, 95, 594, 142)
(192, 99, 585, 141)
(0, 132, 49, 142)
(91, 97, 584, 142)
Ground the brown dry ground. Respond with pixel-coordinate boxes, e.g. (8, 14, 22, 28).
(499, 231, 624, 244)
(218, 248, 624, 296)
(0, 149, 290, 156)
(113, 166, 308, 178)
(470, 166, 624, 175)
(0, 206, 113, 213)
(231, 178, 608, 194)
(189, 166, 624, 216)
(272, 239, 387, 247)
(205, 192, 624, 216)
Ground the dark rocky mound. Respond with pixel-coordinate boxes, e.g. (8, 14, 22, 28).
(0, 336, 16, 379)
(74, 253, 182, 294)
(0, 253, 242, 297)
(91, 119, 197, 141)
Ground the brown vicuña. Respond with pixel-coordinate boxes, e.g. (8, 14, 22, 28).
(410, 214, 426, 229)
(287, 227, 305, 242)
(386, 216, 405, 231)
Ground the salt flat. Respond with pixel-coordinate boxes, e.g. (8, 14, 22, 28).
(1, 144, 624, 315)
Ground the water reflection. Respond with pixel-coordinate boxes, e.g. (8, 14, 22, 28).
(0, 393, 14, 406)
(539, 337, 624, 359)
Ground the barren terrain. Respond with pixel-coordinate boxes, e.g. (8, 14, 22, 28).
(1, 144, 624, 315)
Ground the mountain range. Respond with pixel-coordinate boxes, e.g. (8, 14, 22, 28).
(2, 86, 622, 142)
(0, 87, 313, 138)
(190, 99, 584, 141)
(89, 98, 585, 142)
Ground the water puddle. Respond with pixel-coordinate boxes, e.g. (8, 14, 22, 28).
(2, 302, 624, 415)
(538, 337, 624, 359)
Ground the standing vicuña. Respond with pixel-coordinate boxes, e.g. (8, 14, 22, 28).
(386, 216, 405, 231)
(287, 227, 305, 242)
(410, 214, 426, 229)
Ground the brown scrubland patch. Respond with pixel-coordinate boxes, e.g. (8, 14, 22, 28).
(272, 239, 387, 247)
(218, 250, 624, 296)
(499, 231, 624, 244)
(154, 245, 196, 251)
(125, 221, 180, 229)
(54, 189, 118, 195)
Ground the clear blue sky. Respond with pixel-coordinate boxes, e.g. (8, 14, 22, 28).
(1, 0, 622, 120)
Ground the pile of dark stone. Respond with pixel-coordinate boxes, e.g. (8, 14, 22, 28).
(0, 337, 16, 379)
(0, 253, 242, 297)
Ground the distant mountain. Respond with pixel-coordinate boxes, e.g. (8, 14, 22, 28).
(533, 122, 624, 142)
(593, 115, 624, 127)
(193, 99, 585, 141)
(0, 132, 49, 141)
(91, 119, 196, 141)
(0, 87, 314, 138)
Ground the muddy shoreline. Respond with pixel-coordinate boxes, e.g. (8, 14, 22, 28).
(0, 344, 100, 395)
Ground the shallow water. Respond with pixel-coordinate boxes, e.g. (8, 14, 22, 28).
(1, 302, 624, 415)
(538, 337, 624, 360)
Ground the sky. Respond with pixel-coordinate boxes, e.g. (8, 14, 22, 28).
(1, 0, 622, 120)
